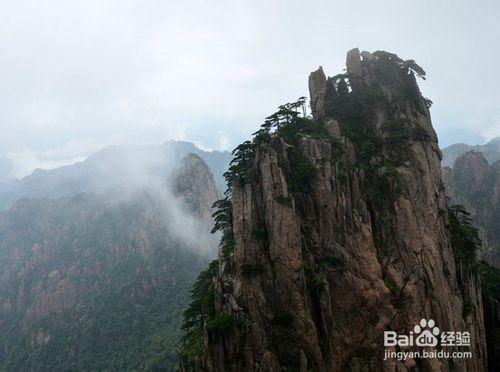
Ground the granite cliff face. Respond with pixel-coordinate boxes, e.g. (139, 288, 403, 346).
(0, 154, 219, 371)
(181, 49, 488, 371)
(171, 153, 220, 220)
(444, 151, 500, 267)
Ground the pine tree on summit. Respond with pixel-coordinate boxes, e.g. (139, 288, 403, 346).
(336, 77, 349, 95)
(252, 119, 273, 143)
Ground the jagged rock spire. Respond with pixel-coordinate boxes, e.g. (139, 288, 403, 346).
(308, 66, 327, 120)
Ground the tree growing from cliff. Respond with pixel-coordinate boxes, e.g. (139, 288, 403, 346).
(180, 260, 218, 367)
(479, 260, 500, 370)
(297, 96, 307, 117)
(335, 76, 349, 95)
(211, 196, 235, 256)
(261, 97, 308, 137)
(223, 141, 255, 189)
(211, 197, 232, 235)
(448, 204, 481, 267)
(401, 59, 426, 80)
(372, 50, 426, 80)
(212, 142, 255, 258)
(252, 119, 273, 143)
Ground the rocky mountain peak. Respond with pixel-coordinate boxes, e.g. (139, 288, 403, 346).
(445, 150, 500, 269)
(180, 49, 487, 371)
(308, 66, 327, 120)
(309, 48, 437, 145)
(452, 150, 490, 198)
(171, 153, 219, 220)
(441, 137, 500, 167)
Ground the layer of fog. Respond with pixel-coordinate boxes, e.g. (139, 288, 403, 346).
(0, 141, 230, 210)
(0, 146, 224, 258)
(105, 154, 220, 257)
(108, 182, 219, 258)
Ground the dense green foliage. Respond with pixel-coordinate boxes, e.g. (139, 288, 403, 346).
(286, 148, 317, 193)
(448, 204, 481, 268)
(382, 119, 430, 143)
(436, 204, 481, 327)
(206, 314, 238, 332)
(445, 203, 500, 369)
(479, 261, 500, 370)
(179, 260, 218, 368)
(0, 193, 209, 371)
(211, 197, 234, 257)
(3, 261, 191, 371)
(479, 261, 500, 300)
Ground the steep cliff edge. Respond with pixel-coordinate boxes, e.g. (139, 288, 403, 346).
(180, 49, 488, 371)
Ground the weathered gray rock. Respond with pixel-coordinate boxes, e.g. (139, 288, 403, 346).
(346, 47, 361, 75)
(308, 66, 327, 120)
(361, 50, 374, 61)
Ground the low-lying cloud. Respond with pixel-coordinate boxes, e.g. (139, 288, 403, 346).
(103, 153, 220, 257)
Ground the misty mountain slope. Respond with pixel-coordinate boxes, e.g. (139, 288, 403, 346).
(0, 158, 12, 184)
(180, 49, 488, 371)
(0, 159, 15, 198)
(442, 137, 500, 167)
(171, 153, 221, 220)
(444, 151, 500, 267)
(0, 140, 231, 210)
(0, 154, 219, 371)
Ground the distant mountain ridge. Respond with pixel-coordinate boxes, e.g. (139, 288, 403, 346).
(0, 153, 219, 370)
(0, 141, 231, 210)
(441, 137, 500, 167)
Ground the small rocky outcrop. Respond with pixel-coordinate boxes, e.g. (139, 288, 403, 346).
(308, 66, 327, 120)
(181, 49, 488, 371)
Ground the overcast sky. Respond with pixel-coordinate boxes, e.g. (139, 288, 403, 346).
(1, 0, 499, 177)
